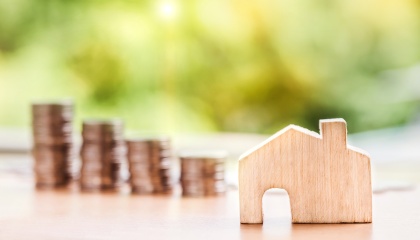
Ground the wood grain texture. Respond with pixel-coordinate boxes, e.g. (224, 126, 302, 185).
(239, 118, 372, 224)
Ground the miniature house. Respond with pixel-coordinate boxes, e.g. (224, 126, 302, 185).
(239, 119, 372, 224)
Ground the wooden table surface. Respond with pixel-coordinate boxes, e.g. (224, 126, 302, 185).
(0, 172, 419, 240)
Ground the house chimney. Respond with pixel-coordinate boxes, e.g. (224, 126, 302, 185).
(320, 119, 347, 149)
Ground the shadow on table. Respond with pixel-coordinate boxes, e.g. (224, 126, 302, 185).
(239, 220, 372, 240)
(291, 223, 372, 240)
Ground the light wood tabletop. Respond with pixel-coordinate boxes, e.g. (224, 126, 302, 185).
(0, 170, 419, 240)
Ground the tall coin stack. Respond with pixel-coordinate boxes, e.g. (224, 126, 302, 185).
(179, 151, 227, 197)
(80, 119, 126, 191)
(126, 137, 172, 194)
(32, 101, 76, 188)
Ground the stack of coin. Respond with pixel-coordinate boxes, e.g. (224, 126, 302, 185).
(80, 119, 126, 191)
(126, 137, 172, 194)
(31, 101, 76, 188)
(126, 139, 153, 194)
(179, 151, 227, 197)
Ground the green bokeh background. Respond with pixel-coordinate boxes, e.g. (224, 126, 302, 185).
(0, 0, 419, 134)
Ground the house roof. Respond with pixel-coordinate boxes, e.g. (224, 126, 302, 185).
(239, 124, 370, 160)
(239, 125, 321, 160)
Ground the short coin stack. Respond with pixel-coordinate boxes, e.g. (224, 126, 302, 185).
(31, 101, 76, 188)
(126, 137, 172, 194)
(80, 119, 126, 191)
(179, 151, 227, 197)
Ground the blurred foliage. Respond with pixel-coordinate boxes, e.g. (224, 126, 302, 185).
(0, 0, 419, 134)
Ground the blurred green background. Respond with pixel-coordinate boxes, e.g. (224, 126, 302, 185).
(0, 0, 419, 134)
